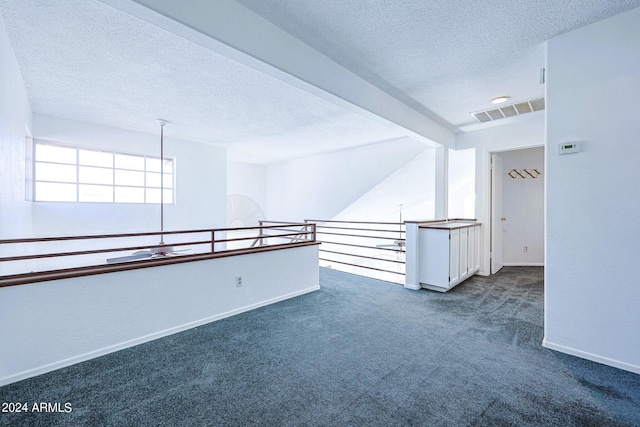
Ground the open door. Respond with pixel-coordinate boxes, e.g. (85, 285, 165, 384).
(491, 153, 504, 274)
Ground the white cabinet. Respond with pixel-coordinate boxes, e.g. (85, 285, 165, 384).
(418, 222, 481, 292)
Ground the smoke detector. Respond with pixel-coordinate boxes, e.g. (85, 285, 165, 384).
(471, 97, 545, 123)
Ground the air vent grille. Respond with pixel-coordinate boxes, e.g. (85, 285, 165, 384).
(471, 97, 544, 123)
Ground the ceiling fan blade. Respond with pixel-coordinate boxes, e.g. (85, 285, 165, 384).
(132, 250, 154, 256)
(106, 253, 154, 263)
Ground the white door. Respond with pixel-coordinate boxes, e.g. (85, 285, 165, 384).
(491, 153, 504, 274)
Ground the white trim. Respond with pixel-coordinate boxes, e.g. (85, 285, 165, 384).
(542, 339, 640, 375)
(0, 285, 319, 387)
(502, 262, 544, 267)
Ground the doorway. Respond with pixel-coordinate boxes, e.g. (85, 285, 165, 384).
(490, 147, 544, 273)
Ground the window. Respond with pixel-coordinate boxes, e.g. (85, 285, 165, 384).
(34, 142, 174, 204)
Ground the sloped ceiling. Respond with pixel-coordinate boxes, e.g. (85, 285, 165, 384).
(1, 0, 639, 163)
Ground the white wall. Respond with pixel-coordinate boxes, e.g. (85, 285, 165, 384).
(544, 7, 640, 374)
(332, 148, 436, 223)
(0, 14, 32, 250)
(31, 115, 227, 235)
(501, 147, 544, 266)
(227, 161, 267, 221)
(266, 137, 429, 221)
(457, 116, 544, 275)
(448, 147, 476, 219)
(0, 244, 319, 385)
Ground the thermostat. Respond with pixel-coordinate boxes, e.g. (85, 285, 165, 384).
(558, 142, 580, 154)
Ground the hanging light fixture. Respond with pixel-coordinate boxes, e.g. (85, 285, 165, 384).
(153, 119, 172, 255)
(490, 96, 510, 104)
(106, 119, 174, 262)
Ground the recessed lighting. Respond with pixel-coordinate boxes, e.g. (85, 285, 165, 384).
(491, 96, 510, 104)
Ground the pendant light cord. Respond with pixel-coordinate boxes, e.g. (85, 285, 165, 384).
(160, 122, 165, 244)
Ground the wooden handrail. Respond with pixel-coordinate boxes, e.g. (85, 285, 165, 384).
(0, 223, 312, 245)
(305, 219, 403, 226)
(0, 240, 210, 262)
(262, 226, 309, 233)
(315, 224, 404, 234)
(259, 220, 304, 225)
(217, 223, 309, 233)
(316, 231, 405, 241)
(0, 223, 317, 286)
(0, 228, 213, 244)
(0, 241, 320, 288)
(216, 230, 314, 244)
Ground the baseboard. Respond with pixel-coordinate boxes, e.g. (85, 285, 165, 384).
(542, 339, 640, 375)
(502, 262, 544, 267)
(0, 285, 320, 387)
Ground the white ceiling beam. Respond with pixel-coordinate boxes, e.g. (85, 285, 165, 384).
(99, 0, 454, 149)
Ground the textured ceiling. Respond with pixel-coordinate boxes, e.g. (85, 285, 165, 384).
(2, 0, 640, 163)
(235, 0, 640, 128)
(0, 0, 406, 163)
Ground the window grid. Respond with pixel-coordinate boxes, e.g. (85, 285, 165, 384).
(34, 142, 174, 204)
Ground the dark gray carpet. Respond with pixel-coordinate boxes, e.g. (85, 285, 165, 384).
(1, 267, 638, 426)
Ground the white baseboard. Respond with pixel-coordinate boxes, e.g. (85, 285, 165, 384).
(0, 285, 320, 387)
(502, 262, 544, 267)
(542, 339, 640, 375)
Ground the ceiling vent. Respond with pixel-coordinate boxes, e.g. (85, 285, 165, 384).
(471, 97, 545, 123)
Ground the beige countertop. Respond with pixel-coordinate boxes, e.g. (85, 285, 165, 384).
(418, 220, 480, 230)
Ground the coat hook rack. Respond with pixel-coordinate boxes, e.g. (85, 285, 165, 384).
(508, 168, 542, 179)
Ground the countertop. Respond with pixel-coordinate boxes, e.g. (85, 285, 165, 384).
(419, 220, 480, 230)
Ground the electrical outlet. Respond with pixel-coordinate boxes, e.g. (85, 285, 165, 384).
(523, 245, 528, 253)
(236, 275, 243, 287)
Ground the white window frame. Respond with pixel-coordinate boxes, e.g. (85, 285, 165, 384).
(32, 141, 175, 204)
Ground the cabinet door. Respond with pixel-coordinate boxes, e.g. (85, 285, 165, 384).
(459, 228, 468, 281)
(474, 225, 481, 271)
(419, 228, 450, 288)
(467, 226, 475, 276)
(449, 229, 460, 285)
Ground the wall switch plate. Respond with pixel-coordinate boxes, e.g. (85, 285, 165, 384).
(236, 276, 243, 287)
(558, 142, 580, 154)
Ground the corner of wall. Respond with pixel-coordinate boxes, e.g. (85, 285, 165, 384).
(0, 13, 34, 241)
